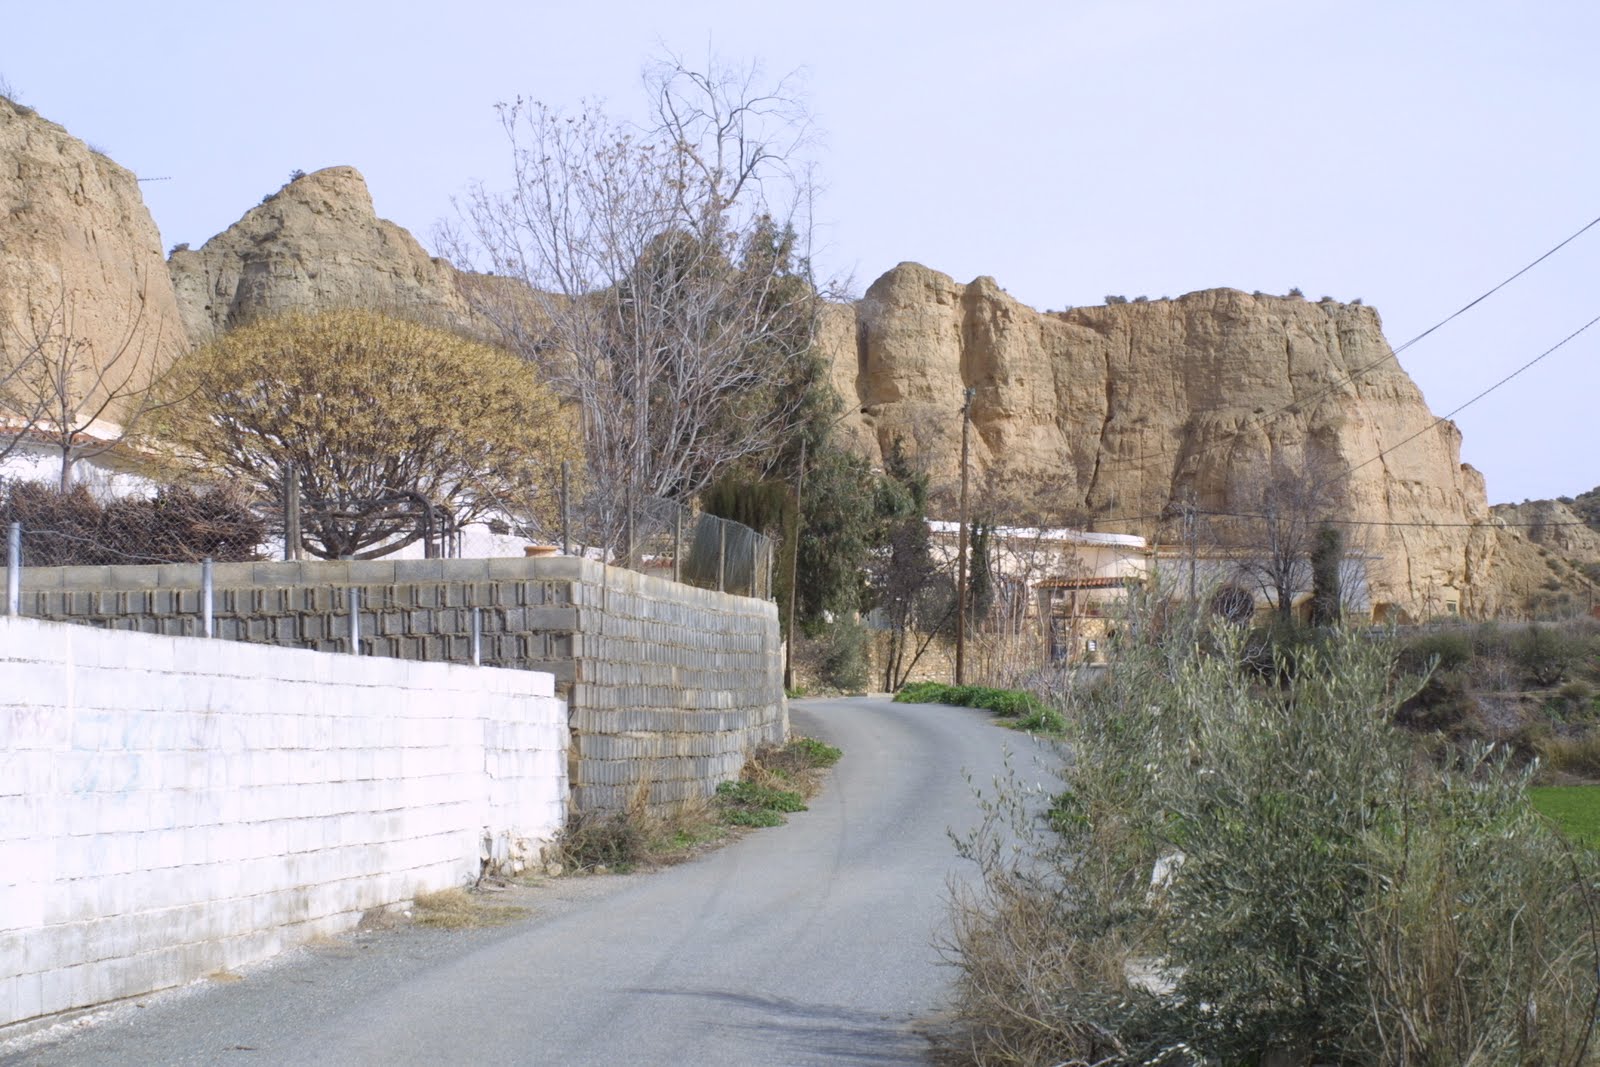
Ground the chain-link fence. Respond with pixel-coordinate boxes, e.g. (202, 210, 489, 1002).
(0, 472, 775, 607)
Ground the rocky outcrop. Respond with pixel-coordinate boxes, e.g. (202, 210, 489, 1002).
(0, 95, 186, 421)
(1493, 499, 1600, 561)
(825, 263, 1501, 618)
(1487, 499, 1600, 616)
(18, 115, 1553, 620)
(166, 167, 481, 345)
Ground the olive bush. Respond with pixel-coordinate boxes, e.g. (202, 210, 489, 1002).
(947, 598, 1600, 1065)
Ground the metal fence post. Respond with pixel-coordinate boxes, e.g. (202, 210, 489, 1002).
(673, 508, 682, 583)
(717, 521, 727, 593)
(284, 462, 301, 562)
(348, 587, 361, 655)
(6, 521, 19, 617)
(201, 558, 214, 638)
(471, 607, 482, 667)
(624, 486, 635, 570)
(561, 460, 571, 556)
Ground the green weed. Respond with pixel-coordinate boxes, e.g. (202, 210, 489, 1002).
(893, 681, 1062, 733)
(1529, 785, 1600, 848)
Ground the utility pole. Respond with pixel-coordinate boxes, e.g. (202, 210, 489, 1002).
(1184, 487, 1198, 607)
(785, 436, 806, 691)
(955, 387, 975, 686)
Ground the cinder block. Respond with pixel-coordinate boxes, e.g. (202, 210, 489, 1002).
(393, 560, 444, 583)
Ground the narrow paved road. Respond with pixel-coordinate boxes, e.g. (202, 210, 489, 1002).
(4, 696, 1048, 1066)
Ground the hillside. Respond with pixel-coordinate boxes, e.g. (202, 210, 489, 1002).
(1, 104, 1587, 620)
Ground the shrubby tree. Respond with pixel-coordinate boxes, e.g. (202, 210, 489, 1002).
(868, 441, 953, 690)
(1308, 521, 1344, 626)
(146, 309, 579, 559)
(788, 444, 890, 629)
(947, 600, 1600, 1064)
(966, 519, 995, 628)
(0, 481, 264, 564)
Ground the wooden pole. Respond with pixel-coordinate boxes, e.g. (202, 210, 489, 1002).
(956, 387, 974, 685)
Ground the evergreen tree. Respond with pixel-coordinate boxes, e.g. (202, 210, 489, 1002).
(1309, 522, 1344, 626)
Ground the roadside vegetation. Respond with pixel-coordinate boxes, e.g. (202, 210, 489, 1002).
(943, 595, 1600, 1065)
(1390, 619, 1600, 774)
(552, 735, 842, 874)
(893, 681, 1065, 734)
(410, 888, 530, 930)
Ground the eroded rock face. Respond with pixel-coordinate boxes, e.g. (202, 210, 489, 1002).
(1487, 500, 1600, 616)
(166, 167, 478, 345)
(0, 96, 186, 420)
(825, 263, 1500, 618)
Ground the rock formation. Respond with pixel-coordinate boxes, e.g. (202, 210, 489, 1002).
(823, 263, 1501, 618)
(7, 100, 1562, 619)
(1486, 499, 1600, 616)
(0, 95, 186, 423)
(166, 167, 482, 345)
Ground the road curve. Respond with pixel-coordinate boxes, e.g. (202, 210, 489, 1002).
(4, 696, 1047, 1066)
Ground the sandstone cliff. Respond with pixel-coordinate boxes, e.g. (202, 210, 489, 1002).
(0, 95, 185, 424)
(166, 167, 481, 345)
(825, 263, 1500, 618)
(128, 154, 1564, 619)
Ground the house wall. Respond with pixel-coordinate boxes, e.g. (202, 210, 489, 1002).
(0, 615, 566, 1029)
(17, 555, 786, 814)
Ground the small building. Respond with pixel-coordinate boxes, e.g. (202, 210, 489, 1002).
(926, 519, 1375, 665)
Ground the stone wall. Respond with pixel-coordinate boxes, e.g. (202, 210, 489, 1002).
(0, 615, 565, 1029)
(17, 554, 787, 812)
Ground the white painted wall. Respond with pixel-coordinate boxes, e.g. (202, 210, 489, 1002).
(0, 616, 566, 1028)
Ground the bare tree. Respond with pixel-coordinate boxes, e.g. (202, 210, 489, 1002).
(2, 283, 169, 489)
(0, 304, 52, 468)
(1211, 456, 1347, 623)
(448, 54, 828, 549)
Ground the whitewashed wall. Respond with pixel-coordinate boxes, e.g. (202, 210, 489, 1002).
(0, 616, 566, 1028)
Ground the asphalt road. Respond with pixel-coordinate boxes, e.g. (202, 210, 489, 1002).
(3, 695, 1047, 1066)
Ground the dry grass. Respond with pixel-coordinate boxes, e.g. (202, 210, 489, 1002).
(1540, 731, 1600, 779)
(740, 736, 838, 802)
(410, 888, 530, 929)
(943, 873, 1146, 1067)
(552, 788, 728, 874)
(551, 736, 842, 874)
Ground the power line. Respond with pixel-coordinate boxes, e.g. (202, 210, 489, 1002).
(1192, 508, 1598, 531)
(1344, 311, 1600, 478)
(1032, 510, 1600, 533)
(1087, 209, 1600, 480)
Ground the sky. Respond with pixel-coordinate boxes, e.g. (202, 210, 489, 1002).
(3, 0, 1596, 505)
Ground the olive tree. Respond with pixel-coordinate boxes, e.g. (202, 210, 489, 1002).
(146, 308, 580, 559)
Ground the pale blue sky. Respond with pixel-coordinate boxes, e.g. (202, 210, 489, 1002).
(4, 0, 1596, 504)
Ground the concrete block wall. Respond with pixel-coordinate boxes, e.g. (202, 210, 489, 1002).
(19, 554, 787, 814)
(0, 616, 565, 1030)
(567, 562, 786, 812)
(19, 557, 585, 680)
